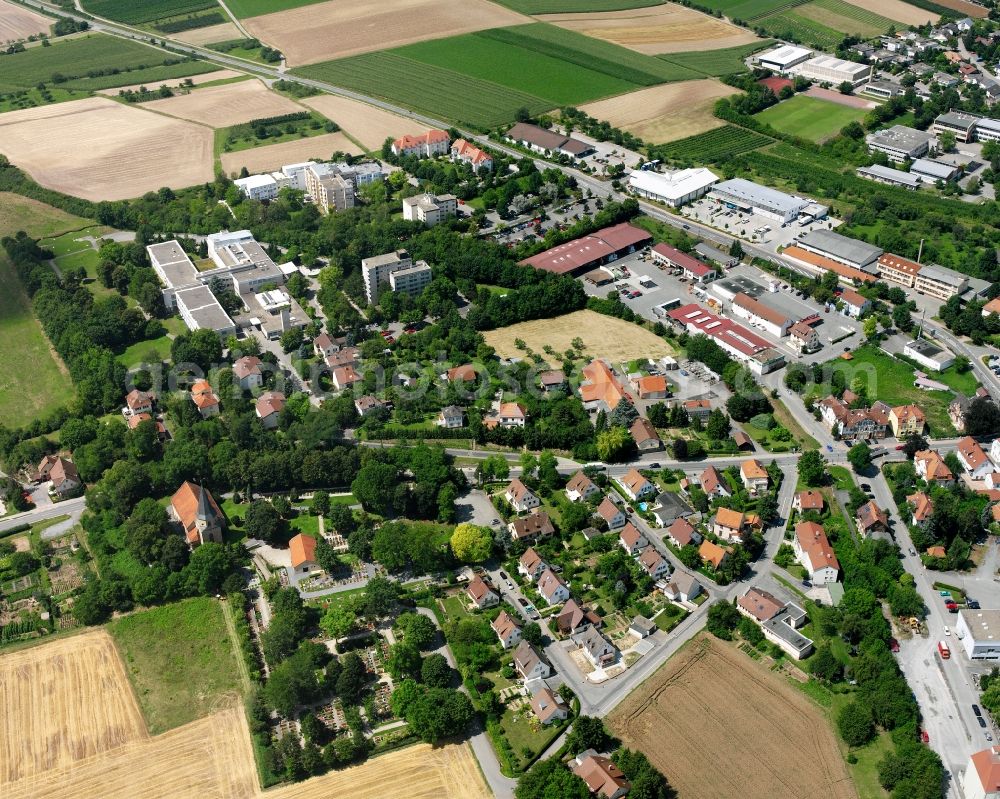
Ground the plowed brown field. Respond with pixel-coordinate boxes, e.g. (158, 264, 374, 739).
(0, 0, 53, 41)
(608, 636, 858, 799)
(302, 94, 429, 150)
(140, 78, 303, 128)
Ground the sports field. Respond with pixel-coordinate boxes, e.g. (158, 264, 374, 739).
(243, 0, 530, 66)
(538, 4, 762, 54)
(301, 94, 428, 150)
(483, 309, 675, 362)
(755, 94, 867, 142)
(140, 78, 303, 127)
(609, 636, 857, 799)
(219, 131, 362, 175)
(0, 0, 53, 40)
(579, 78, 738, 143)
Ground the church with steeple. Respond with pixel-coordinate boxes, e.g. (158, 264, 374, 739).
(169, 481, 224, 548)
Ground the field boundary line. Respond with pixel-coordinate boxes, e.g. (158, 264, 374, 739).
(220, 597, 253, 694)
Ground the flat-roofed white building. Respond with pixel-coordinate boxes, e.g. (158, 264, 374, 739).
(911, 157, 960, 182)
(794, 55, 871, 86)
(865, 125, 936, 162)
(709, 178, 809, 223)
(957, 609, 1000, 660)
(857, 164, 921, 189)
(389, 261, 433, 296)
(402, 192, 457, 226)
(362, 249, 433, 303)
(932, 111, 980, 143)
(914, 263, 968, 300)
(904, 337, 955, 371)
(175, 285, 236, 336)
(280, 161, 317, 190)
(975, 116, 1000, 143)
(234, 172, 289, 201)
(756, 44, 812, 72)
(628, 167, 718, 207)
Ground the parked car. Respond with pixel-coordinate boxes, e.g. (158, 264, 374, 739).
(802, 580, 812, 588)
(648, 462, 661, 469)
(860, 483, 872, 492)
(974, 704, 983, 717)
(969, 600, 982, 609)
(944, 626, 951, 636)
(946, 602, 959, 612)
(909, 547, 916, 556)
(889, 638, 900, 653)
(920, 729, 930, 743)
(498, 571, 509, 581)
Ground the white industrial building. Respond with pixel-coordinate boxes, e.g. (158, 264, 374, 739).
(956, 609, 1000, 660)
(362, 249, 433, 304)
(975, 116, 1000, 143)
(797, 229, 882, 269)
(709, 178, 810, 223)
(857, 164, 921, 190)
(903, 338, 955, 371)
(932, 111, 980, 143)
(794, 55, 871, 86)
(755, 44, 812, 73)
(729, 292, 792, 338)
(627, 167, 718, 207)
(865, 125, 936, 162)
(910, 158, 960, 182)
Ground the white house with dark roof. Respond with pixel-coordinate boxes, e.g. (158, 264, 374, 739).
(491, 610, 523, 649)
(619, 522, 648, 555)
(509, 511, 556, 542)
(504, 478, 541, 513)
(597, 497, 626, 530)
(537, 568, 570, 606)
(572, 626, 617, 668)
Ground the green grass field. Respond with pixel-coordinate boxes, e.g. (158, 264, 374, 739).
(118, 336, 173, 368)
(223, 0, 326, 16)
(0, 34, 215, 94)
(755, 95, 867, 142)
(752, 9, 845, 48)
(0, 194, 85, 427)
(108, 597, 244, 733)
(658, 40, 773, 76)
(689, 0, 802, 21)
(491, 0, 665, 11)
(785, 0, 895, 37)
(83, 0, 218, 25)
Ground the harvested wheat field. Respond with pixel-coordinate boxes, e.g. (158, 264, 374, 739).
(579, 79, 738, 143)
(243, 0, 531, 66)
(96, 69, 244, 96)
(835, 0, 937, 24)
(0, 0, 53, 42)
(220, 131, 361, 176)
(933, 0, 989, 15)
(0, 95, 213, 200)
(140, 78, 303, 127)
(609, 636, 857, 799)
(302, 94, 428, 150)
(0, 631, 148, 785)
(484, 309, 676, 362)
(538, 4, 759, 54)
(170, 21, 242, 45)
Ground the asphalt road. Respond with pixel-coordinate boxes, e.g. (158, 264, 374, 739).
(0, 496, 86, 534)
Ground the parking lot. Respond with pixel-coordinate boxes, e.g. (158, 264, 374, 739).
(580, 250, 863, 365)
(676, 196, 842, 253)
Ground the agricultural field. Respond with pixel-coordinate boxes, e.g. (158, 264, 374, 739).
(0, 0, 53, 41)
(169, 21, 242, 44)
(108, 597, 245, 733)
(224, 0, 327, 15)
(836, 0, 938, 24)
(139, 78, 304, 127)
(0, 96, 214, 200)
(483, 309, 676, 362)
(655, 124, 773, 162)
(757, 0, 895, 46)
(82, 0, 218, 25)
(608, 636, 857, 799)
(242, 0, 530, 67)
(0, 194, 83, 427)
(689, 0, 795, 22)
(578, 78, 739, 143)
(219, 130, 361, 176)
(301, 94, 429, 150)
(0, 33, 215, 95)
(95, 68, 243, 95)
(538, 4, 762, 55)
(495, 0, 666, 11)
(658, 40, 773, 76)
(755, 94, 867, 142)
(933, 0, 988, 15)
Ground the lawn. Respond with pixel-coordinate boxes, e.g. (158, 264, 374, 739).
(0, 193, 92, 240)
(442, 594, 472, 623)
(108, 597, 244, 733)
(816, 345, 956, 434)
(755, 95, 867, 143)
(117, 335, 173, 368)
(500, 706, 564, 770)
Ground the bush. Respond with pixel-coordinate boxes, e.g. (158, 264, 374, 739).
(749, 413, 775, 430)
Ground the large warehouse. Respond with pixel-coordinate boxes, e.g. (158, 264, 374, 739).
(519, 222, 652, 275)
(755, 44, 812, 73)
(667, 303, 786, 374)
(865, 125, 936, 163)
(709, 178, 809, 223)
(794, 55, 871, 86)
(956, 609, 1000, 660)
(628, 167, 718, 207)
(797, 229, 882, 270)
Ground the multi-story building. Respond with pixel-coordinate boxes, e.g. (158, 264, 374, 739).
(889, 404, 926, 438)
(450, 138, 493, 171)
(402, 192, 457, 226)
(304, 163, 355, 214)
(361, 249, 431, 303)
(389, 261, 432, 297)
(793, 521, 840, 584)
(877, 252, 922, 287)
(914, 263, 969, 300)
(818, 395, 889, 440)
(865, 125, 937, 162)
(839, 287, 871, 318)
(709, 178, 810, 223)
(737, 587, 813, 659)
(794, 54, 871, 86)
(391, 129, 450, 158)
(730, 292, 791, 337)
(932, 111, 980, 143)
(789, 321, 821, 352)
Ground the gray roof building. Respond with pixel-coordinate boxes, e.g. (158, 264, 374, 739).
(910, 158, 960, 181)
(798, 229, 882, 269)
(857, 164, 920, 190)
(710, 178, 809, 223)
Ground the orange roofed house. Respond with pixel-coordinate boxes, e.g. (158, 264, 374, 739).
(451, 138, 493, 171)
(289, 533, 318, 574)
(169, 481, 224, 548)
(962, 745, 1000, 799)
(571, 751, 631, 799)
(190, 379, 219, 418)
(391, 129, 449, 158)
(579, 359, 631, 412)
(699, 540, 731, 570)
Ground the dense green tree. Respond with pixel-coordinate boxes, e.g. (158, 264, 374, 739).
(837, 701, 875, 747)
(420, 653, 453, 688)
(799, 449, 826, 487)
(450, 522, 493, 563)
(515, 760, 590, 799)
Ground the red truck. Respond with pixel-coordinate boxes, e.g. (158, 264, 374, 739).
(938, 641, 951, 659)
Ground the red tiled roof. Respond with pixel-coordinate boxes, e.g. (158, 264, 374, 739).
(652, 243, 712, 276)
(519, 222, 651, 275)
(289, 533, 317, 568)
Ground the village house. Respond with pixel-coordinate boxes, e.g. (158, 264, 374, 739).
(312, 332, 346, 359)
(620, 468, 655, 501)
(566, 470, 600, 502)
(663, 570, 702, 603)
(713, 507, 748, 542)
(255, 391, 285, 429)
(530, 687, 568, 725)
(537, 568, 570, 605)
(666, 517, 702, 548)
(818, 395, 890, 440)
(630, 615, 657, 639)
(233, 355, 264, 391)
(699, 540, 731, 570)
(190, 379, 220, 418)
(446, 364, 477, 383)
(354, 395, 385, 418)
(630, 417, 663, 452)
(619, 522, 649, 555)
(124, 389, 154, 416)
(556, 599, 601, 636)
(35, 455, 81, 498)
(505, 478, 541, 513)
(509, 511, 556, 542)
(889, 404, 927, 438)
(289, 533, 318, 575)
(597, 496, 627, 530)
(927, 545, 946, 559)
(950, 394, 972, 432)
(518, 547, 547, 581)
(391, 129, 449, 158)
(573, 626, 617, 668)
(169, 481, 224, 548)
(699, 465, 731, 498)
(579, 359, 631, 412)
(485, 402, 528, 429)
(331, 365, 362, 391)
(637, 546, 670, 580)
(839, 287, 872, 318)
(450, 138, 493, 171)
(538, 369, 567, 393)
(571, 751, 631, 799)
(466, 575, 499, 609)
(907, 491, 934, 527)
(958, 436, 995, 480)
(793, 490, 824, 513)
(856, 500, 890, 535)
(740, 459, 769, 495)
(789, 321, 821, 353)
(513, 640, 551, 681)
(127, 413, 167, 439)
(437, 405, 465, 429)
(634, 375, 669, 400)
(683, 398, 713, 420)
(491, 610, 523, 649)
(737, 586, 813, 659)
(915, 449, 955, 485)
(793, 521, 840, 584)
